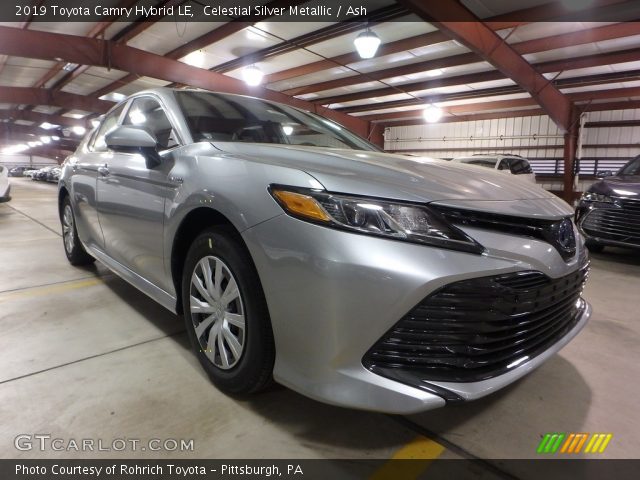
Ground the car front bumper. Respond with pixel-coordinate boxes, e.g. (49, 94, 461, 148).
(242, 213, 591, 414)
(576, 200, 640, 249)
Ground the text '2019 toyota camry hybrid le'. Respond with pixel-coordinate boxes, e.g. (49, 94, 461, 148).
(58, 88, 591, 414)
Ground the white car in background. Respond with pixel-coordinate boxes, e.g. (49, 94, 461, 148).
(0, 165, 11, 203)
(451, 154, 537, 183)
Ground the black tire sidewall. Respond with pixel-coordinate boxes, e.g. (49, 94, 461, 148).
(181, 228, 274, 394)
(61, 196, 94, 265)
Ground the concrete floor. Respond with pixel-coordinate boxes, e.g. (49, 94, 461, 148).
(1, 178, 638, 474)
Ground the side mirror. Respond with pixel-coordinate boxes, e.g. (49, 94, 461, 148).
(596, 170, 613, 178)
(105, 125, 161, 168)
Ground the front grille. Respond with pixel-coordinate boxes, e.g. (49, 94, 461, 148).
(363, 264, 589, 384)
(581, 197, 640, 246)
(434, 206, 577, 261)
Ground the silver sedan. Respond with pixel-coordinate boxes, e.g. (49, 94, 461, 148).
(58, 88, 591, 413)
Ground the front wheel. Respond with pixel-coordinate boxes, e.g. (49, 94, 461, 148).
(181, 227, 275, 394)
(60, 196, 95, 266)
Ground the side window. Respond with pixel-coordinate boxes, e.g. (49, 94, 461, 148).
(123, 97, 179, 150)
(91, 103, 125, 152)
(510, 159, 533, 174)
(497, 159, 510, 171)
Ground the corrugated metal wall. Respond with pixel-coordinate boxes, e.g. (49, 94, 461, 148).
(384, 109, 640, 192)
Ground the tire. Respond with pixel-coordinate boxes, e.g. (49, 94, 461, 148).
(585, 239, 604, 253)
(60, 195, 95, 266)
(181, 227, 275, 394)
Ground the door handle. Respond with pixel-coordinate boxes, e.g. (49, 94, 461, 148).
(97, 165, 110, 177)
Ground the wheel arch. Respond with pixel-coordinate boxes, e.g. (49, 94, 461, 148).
(170, 206, 251, 313)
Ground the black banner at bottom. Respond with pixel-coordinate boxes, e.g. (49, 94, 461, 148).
(3, 459, 640, 480)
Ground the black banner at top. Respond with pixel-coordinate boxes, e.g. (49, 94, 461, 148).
(3, 0, 640, 23)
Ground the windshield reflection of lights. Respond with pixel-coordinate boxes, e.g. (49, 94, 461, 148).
(357, 203, 383, 211)
(613, 189, 637, 196)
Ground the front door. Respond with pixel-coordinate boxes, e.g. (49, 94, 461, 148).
(96, 95, 181, 291)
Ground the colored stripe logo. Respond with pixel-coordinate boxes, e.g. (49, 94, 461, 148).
(537, 433, 612, 454)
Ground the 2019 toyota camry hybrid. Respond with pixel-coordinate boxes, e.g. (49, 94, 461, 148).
(58, 88, 591, 413)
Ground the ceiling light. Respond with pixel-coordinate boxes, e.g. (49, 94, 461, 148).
(27, 141, 37, 147)
(68, 114, 84, 119)
(63, 62, 78, 71)
(52, 136, 60, 141)
(282, 125, 294, 135)
(72, 126, 86, 136)
(183, 50, 205, 68)
(354, 28, 381, 59)
(40, 136, 51, 144)
(561, 0, 595, 10)
(35, 141, 43, 146)
(91, 119, 100, 128)
(40, 122, 59, 130)
(423, 105, 443, 123)
(426, 68, 445, 77)
(242, 65, 264, 87)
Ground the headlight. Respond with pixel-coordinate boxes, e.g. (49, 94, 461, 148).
(581, 192, 613, 203)
(269, 185, 484, 254)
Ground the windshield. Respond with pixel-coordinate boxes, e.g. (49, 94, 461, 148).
(175, 91, 378, 152)
(619, 156, 640, 175)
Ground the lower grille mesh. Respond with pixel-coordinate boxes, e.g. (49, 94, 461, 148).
(582, 200, 640, 246)
(364, 265, 589, 383)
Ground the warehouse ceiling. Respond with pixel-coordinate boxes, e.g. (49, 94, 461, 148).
(1, 0, 640, 159)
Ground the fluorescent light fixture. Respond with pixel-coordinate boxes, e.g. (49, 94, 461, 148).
(183, 50, 205, 68)
(51, 136, 60, 141)
(561, 0, 594, 10)
(426, 68, 445, 77)
(40, 122, 59, 130)
(40, 136, 51, 144)
(282, 125, 294, 135)
(27, 141, 37, 147)
(35, 141, 43, 146)
(354, 28, 381, 59)
(63, 62, 78, 71)
(242, 65, 264, 86)
(423, 104, 443, 123)
(68, 114, 84, 119)
(72, 125, 86, 136)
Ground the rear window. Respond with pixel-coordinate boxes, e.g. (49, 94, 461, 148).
(456, 158, 497, 169)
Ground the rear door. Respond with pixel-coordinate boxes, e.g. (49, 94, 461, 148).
(96, 95, 182, 291)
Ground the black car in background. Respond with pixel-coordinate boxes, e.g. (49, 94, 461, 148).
(576, 155, 640, 252)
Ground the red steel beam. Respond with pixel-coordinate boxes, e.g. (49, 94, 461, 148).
(0, 87, 115, 114)
(362, 98, 540, 123)
(32, 0, 141, 90)
(314, 23, 640, 105)
(0, 109, 90, 128)
(333, 68, 640, 114)
(380, 108, 547, 128)
(0, 27, 369, 136)
(378, 0, 574, 130)
(265, 1, 635, 86)
(92, 0, 308, 99)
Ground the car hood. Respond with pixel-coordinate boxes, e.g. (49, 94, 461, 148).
(590, 176, 640, 196)
(211, 143, 558, 205)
